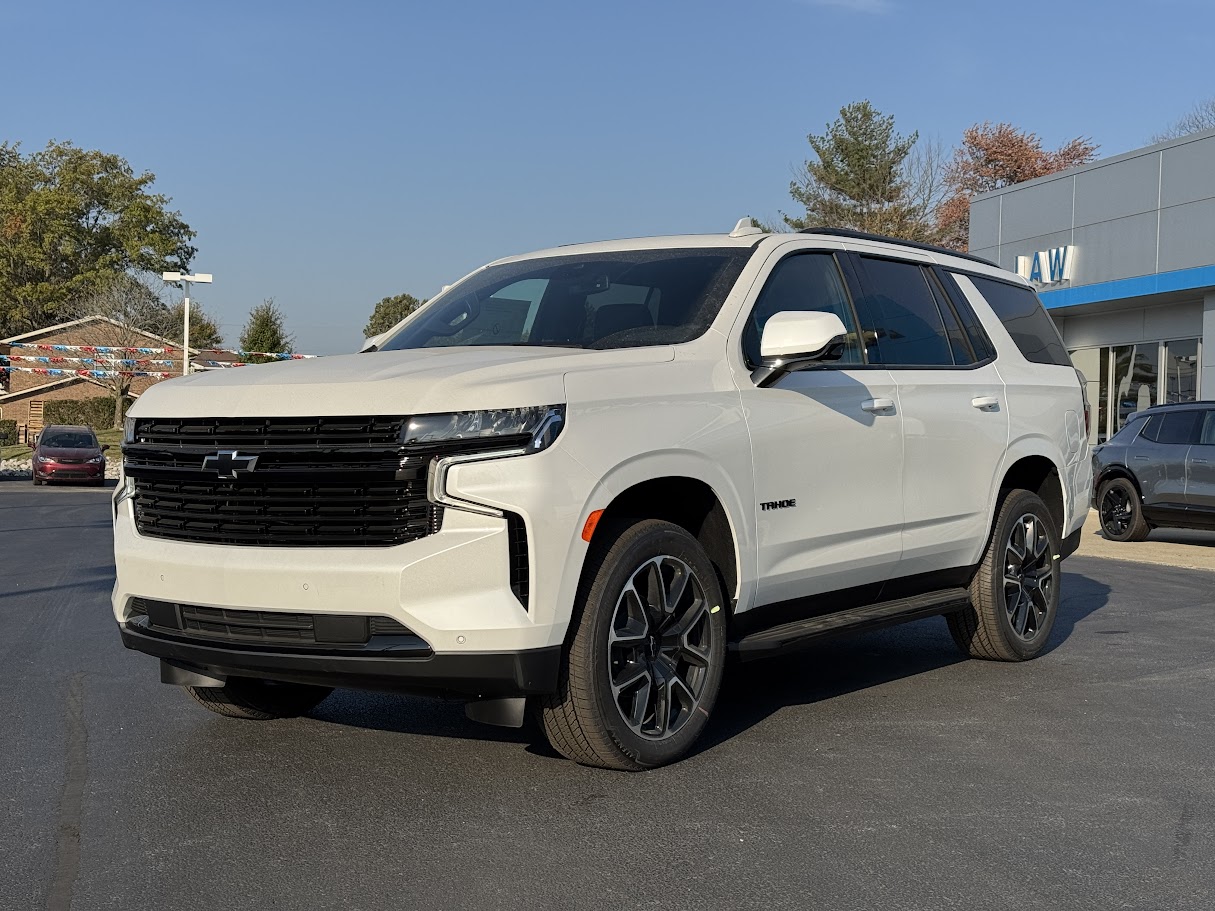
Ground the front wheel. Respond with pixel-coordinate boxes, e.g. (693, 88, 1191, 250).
(186, 678, 333, 720)
(948, 489, 1061, 661)
(1097, 478, 1150, 542)
(539, 519, 728, 771)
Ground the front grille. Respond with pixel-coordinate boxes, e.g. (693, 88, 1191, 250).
(131, 597, 424, 650)
(125, 415, 521, 548)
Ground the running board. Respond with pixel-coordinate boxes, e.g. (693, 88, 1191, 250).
(731, 587, 972, 660)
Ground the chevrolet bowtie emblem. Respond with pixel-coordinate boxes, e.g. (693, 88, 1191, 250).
(201, 450, 260, 479)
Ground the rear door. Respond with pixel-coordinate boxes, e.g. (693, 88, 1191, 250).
(845, 253, 1008, 576)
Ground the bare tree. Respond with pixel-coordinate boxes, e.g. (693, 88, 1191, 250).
(58, 274, 187, 428)
(1151, 97, 1215, 143)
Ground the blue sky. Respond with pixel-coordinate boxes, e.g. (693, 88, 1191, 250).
(3, 0, 1212, 354)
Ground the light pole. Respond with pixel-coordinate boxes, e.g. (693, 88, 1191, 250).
(162, 271, 213, 375)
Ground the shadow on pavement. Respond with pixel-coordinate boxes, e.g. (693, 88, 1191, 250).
(293, 567, 1113, 760)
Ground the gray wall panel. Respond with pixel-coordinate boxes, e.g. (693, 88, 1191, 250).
(1158, 197, 1215, 272)
(1073, 152, 1160, 227)
(1055, 309, 1146, 348)
(969, 197, 1001, 250)
(1144, 301, 1204, 339)
(996, 177, 1074, 244)
(1160, 134, 1215, 208)
(1071, 213, 1159, 282)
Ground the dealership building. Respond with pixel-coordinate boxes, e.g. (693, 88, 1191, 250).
(969, 128, 1215, 444)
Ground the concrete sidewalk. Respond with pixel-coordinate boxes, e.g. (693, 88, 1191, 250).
(1074, 507, 1215, 572)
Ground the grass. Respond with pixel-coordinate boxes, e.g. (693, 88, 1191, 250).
(1, 427, 123, 462)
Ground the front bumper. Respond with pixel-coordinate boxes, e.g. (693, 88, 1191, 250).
(120, 620, 561, 697)
(36, 461, 104, 480)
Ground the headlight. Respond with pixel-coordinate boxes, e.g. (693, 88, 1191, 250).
(405, 405, 565, 453)
(87, 455, 104, 464)
(123, 416, 136, 445)
(37, 455, 54, 464)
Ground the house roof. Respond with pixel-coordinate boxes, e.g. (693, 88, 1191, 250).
(0, 314, 199, 353)
(0, 374, 139, 403)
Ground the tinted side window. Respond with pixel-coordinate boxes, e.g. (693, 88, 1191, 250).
(854, 257, 954, 366)
(1109, 414, 1147, 443)
(925, 271, 975, 365)
(742, 253, 861, 366)
(935, 269, 996, 360)
(1200, 411, 1215, 446)
(1148, 410, 1202, 445)
(966, 275, 1071, 367)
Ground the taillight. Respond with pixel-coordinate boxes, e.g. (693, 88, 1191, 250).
(1075, 368, 1090, 435)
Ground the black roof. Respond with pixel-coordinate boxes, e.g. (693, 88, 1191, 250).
(1140, 401, 1214, 411)
(797, 227, 999, 268)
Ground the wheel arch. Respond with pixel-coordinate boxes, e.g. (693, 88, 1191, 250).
(996, 451, 1067, 538)
(1095, 464, 1143, 500)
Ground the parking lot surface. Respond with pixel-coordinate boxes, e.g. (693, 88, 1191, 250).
(3, 482, 1213, 911)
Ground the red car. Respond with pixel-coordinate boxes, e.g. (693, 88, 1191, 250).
(32, 424, 109, 486)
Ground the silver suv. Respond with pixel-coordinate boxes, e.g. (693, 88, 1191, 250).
(1093, 402, 1215, 541)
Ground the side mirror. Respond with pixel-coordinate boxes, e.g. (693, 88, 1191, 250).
(754, 311, 848, 388)
(101, 444, 110, 452)
(360, 333, 384, 353)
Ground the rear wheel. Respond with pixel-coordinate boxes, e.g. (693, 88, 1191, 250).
(1097, 477, 1150, 542)
(186, 678, 332, 720)
(948, 489, 1060, 661)
(539, 519, 727, 770)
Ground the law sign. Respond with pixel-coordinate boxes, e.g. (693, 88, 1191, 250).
(1015, 246, 1075, 285)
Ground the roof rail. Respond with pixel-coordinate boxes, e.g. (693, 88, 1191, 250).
(797, 227, 999, 268)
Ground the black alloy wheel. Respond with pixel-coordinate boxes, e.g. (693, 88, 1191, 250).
(1003, 513, 1054, 642)
(1097, 478, 1150, 542)
(607, 554, 714, 740)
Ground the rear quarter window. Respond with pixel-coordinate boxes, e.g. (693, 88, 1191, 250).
(962, 274, 1071, 367)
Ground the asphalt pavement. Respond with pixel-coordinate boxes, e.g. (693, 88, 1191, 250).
(2, 481, 1213, 911)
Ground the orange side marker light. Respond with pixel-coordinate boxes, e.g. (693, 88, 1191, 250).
(581, 509, 605, 542)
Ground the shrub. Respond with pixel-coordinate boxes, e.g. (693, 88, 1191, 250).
(43, 397, 131, 429)
(0, 419, 17, 446)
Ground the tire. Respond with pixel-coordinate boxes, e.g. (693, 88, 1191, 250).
(538, 519, 728, 771)
(1097, 477, 1150, 542)
(186, 678, 333, 720)
(32, 476, 43, 486)
(947, 489, 1061, 661)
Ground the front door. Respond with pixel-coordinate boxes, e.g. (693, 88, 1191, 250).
(1184, 409, 1215, 518)
(737, 250, 904, 606)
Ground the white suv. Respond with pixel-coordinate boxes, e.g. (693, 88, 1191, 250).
(113, 222, 1091, 770)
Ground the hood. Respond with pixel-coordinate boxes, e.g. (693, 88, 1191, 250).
(129, 345, 675, 418)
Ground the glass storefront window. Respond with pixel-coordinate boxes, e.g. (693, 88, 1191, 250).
(1111, 344, 1158, 436)
(1163, 338, 1200, 404)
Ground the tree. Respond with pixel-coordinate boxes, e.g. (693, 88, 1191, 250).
(58, 274, 184, 428)
(166, 299, 223, 351)
(0, 140, 196, 337)
(782, 101, 939, 241)
(239, 299, 294, 362)
(1152, 97, 1215, 143)
(364, 292, 426, 338)
(937, 123, 1098, 250)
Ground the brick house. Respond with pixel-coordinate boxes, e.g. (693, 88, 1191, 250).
(0, 316, 196, 439)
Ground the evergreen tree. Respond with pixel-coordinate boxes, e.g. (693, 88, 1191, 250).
(783, 101, 936, 241)
(239, 299, 294, 362)
(364, 292, 425, 338)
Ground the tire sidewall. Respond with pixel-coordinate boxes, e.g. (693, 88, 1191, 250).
(981, 491, 1062, 659)
(579, 521, 728, 768)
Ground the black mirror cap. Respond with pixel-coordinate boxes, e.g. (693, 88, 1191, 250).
(752, 336, 847, 388)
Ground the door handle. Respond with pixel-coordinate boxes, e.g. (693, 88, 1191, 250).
(1193, 458, 1210, 464)
(861, 398, 895, 413)
(971, 396, 1000, 410)
(1133, 456, 1149, 461)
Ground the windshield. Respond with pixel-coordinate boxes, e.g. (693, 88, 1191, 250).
(42, 431, 97, 448)
(378, 247, 753, 352)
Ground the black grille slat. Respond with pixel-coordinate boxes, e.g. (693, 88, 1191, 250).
(506, 512, 529, 609)
(135, 599, 424, 648)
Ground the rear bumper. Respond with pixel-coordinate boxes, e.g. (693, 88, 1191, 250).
(120, 621, 562, 698)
